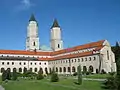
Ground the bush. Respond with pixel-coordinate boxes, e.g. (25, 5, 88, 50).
(51, 72, 59, 82)
(86, 71, 90, 75)
(73, 72, 77, 76)
(101, 69, 106, 74)
(36, 73, 44, 80)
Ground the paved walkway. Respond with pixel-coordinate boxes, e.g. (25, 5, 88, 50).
(0, 85, 4, 90)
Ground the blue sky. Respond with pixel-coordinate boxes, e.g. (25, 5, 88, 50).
(0, 0, 120, 50)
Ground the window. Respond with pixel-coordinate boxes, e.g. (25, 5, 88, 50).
(68, 67, 71, 72)
(89, 57, 91, 61)
(58, 44, 60, 48)
(19, 62, 21, 65)
(78, 59, 80, 62)
(7, 62, 9, 65)
(33, 42, 35, 46)
(24, 62, 26, 65)
(12, 62, 14, 65)
(85, 58, 87, 61)
(34, 68, 37, 72)
(93, 57, 96, 60)
(107, 50, 109, 60)
(2, 62, 4, 65)
(63, 67, 66, 72)
(81, 58, 84, 62)
(75, 59, 76, 62)
(30, 62, 32, 65)
(19, 68, 22, 72)
(44, 63, 46, 65)
(59, 67, 62, 72)
(56, 67, 58, 72)
(35, 63, 36, 65)
(39, 62, 41, 65)
(72, 66, 76, 72)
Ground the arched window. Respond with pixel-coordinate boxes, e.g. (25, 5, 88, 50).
(1, 68, 5, 73)
(45, 67, 48, 74)
(19, 68, 22, 72)
(63, 67, 66, 72)
(72, 66, 76, 72)
(30, 68, 32, 72)
(13, 68, 17, 72)
(23, 67, 27, 73)
(49, 68, 52, 73)
(68, 67, 71, 72)
(39, 68, 43, 74)
(7, 68, 11, 72)
(58, 44, 60, 48)
(83, 66, 87, 74)
(33, 42, 35, 46)
(88, 65, 94, 73)
(56, 67, 58, 72)
(34, 68, 37, 72)
(59, 67, 62, 72)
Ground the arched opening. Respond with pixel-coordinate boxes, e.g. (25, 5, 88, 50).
(33, 42, 35, 46)
(83, 66, 87, 74)
(45, 67, 48, 74)
(7, 68, 11, 72)
(68, 67, 71, 72)
(34, 68, 37, 72)
(1, 68, 5, 73)
(88, 65, 94, 73)
(13, 68, 17, 72)
(96, 69, 99, 74)
(19, 68, 22, 72)
(23, 67, 27, 73)
(58, 44, 60, 48)
(30, 68, 32, 72)
(72, 66, 76, 72)
(59, 67, 62, 72)
(39, 68, 43, 74)
(56, 67, 58, 72)
(49, 68, 52, 74)
(63, 67, 66, 72)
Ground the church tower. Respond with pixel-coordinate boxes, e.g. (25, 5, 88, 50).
(26, 14, 40, 51)
(50, 19, 63, 51)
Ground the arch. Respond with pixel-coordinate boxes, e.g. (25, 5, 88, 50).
(49, 68, 52, 73)
(23, 67, 27, 73)
(13, 68, 17, 72)
(19, 68, 22, 72)
(30, 68, 32, 72)
(34, 68, 37, 72)
(72, 66, 76, 72)
(56, 67, 58, 72)
(68, 67, 71, 72)
(83, 66, 87, 74)
(63, 67, 66, 72)
(59, 67, 62, 72)
(88, 65, 94, 73)
(96, 69, 99, 74)
(39, 68, 43, 74)
(45, 67, 48, 74)
(7, 68, 11, 72)
(1, 68, 5, 73)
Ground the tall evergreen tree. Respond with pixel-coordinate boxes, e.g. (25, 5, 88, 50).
(77, 65, 82, 85)
(51, 67, 59, 82)
(114, 42, 120, 90)
(2, 70, 7, 81)
(12, 69, 17, 80)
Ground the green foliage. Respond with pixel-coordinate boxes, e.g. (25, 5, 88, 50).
(77, 65, 82, 85)
(73, 72, 77, 76)
(51, 67, 59, 82)
(2, 70, 7, 81)
(37, 69, 44, 80)
(12, 70, 18, 80)
(101, 74, 117, 90)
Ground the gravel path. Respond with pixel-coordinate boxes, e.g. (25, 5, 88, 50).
(0, 85, 5, 90)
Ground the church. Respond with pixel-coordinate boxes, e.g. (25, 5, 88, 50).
(0, 14, 116, 75)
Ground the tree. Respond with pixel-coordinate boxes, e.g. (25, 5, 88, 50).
(114, 42, 120, 90)
(12, 69, 17, 80)
(6, 68, 11, 80)
(2, 70, 7, 81)
(77, 65, 82, 85)
(37, 68, 44, 80)
(51, 67, 59, 82)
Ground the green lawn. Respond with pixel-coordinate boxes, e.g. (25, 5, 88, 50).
(1, 78, 103, 90)
(83, 74, 109, 79)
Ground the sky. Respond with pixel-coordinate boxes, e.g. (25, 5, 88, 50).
(0, 0, 120, 50)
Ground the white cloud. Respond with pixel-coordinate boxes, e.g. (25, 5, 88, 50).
(15, 0, 35, 11)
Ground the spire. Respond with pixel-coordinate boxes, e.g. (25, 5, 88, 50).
(29, 14, 36, 22)
(51, 19, 60, 28)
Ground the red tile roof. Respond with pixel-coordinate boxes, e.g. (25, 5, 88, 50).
(0, 40, 105, 61)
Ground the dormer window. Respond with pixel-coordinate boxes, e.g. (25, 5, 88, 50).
(33, 42, 35, 46)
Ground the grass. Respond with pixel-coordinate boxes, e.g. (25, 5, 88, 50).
(1, 78, 103, 90)
(83, 74, 109, 79)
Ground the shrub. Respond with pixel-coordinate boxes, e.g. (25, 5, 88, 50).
(36, 73, 44, 80)
(51, 67, 59, 82)
(73, 72, 77, 76)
